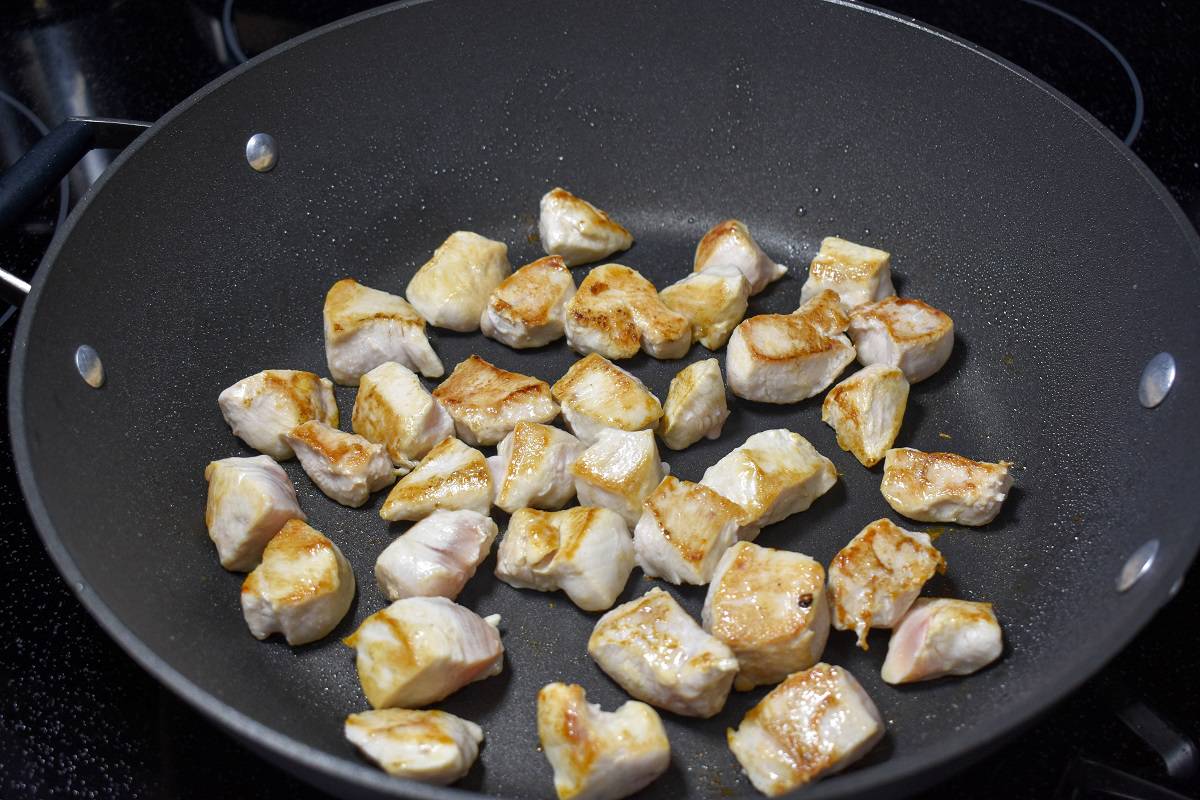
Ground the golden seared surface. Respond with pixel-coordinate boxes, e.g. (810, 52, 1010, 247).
(850, 296, 952, 344)
(433, 355, 559, 445)
(325, 278, 426, 336)
(379, 437, 493, 521)
(643, 476, 742, 568)
(551, 353, 663, 431)
(565, 264, 690, 359)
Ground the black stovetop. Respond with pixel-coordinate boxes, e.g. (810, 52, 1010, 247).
(1, 2, 1197, 798)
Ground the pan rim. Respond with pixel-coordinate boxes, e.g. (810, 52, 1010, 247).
(9, 0, 1200, 798)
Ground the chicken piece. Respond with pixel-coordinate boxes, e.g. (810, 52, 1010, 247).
(537, 683, 671, 800)
(633, 476, 741, 585)
(726, 289, 855, 404)
(218, 369, 339, 460)
(379, 437, 493, 522)
(659, 263, 750, 350)
(799, 236, 895, 310)
(240, 519, 355, 646)
(693, 219, 786, 295)
(881, 598, 1003, 684)
(344, 596, 503, 709)
(881, 448, 1014, 526)
(703, 542, 830, 690)
(351, 361, 455, 472)
(374, 509, 498, 601)
(827, 518, 945, 650)
(821, 365, 909, 468)
(495, 507, 634, 612)
(480, 255, 577, 348)
(700, 429, 838, 540)
(432, 355, 559, 446)
(406, 231, 511, 332)
(572, 429, 669, 527)
(285, 421, 395, 508)
(345, 709, 482, 784)
(323, 278, 444, 384)
(551, 354, 663, 445)
(564, 264, 690, 360)
(728, 663, 884, 796)
(538, 187, 634, 267)
(488, 422, 586, 513)
(848, 296, 954, 382)
(658, 358, 729, 451)
(204, 456, 305, 572)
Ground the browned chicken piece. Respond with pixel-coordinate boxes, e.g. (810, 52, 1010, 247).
(572, 429, 669, 527)
(480, 255, 576, 348)
(659, 263, 750, 350)
(658, 358, 730, 451)
(880, 448, 1014, 526)
(633, 476, 742, 585)
(406, 231, 511, 332)
(881, 598, 1003, 684)
(692, 219, 787, 295)
(538, 187, 634, 267)
(565, 264, 691, 360)
(351, 361, 454, 472)
(378, 437, 493, 522)
(218, 369, 339, 460)
(432, 355, 559, 446)
(323, 278, 444, 383)
(551, 354, 663, 445)
(821, 364, 909, 468)
(848, 296, 954, 382)
(344, 708, 482, 784)
(799, 237, 896, 310)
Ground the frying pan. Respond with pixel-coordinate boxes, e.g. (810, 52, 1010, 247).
(4, 0, 1198, 798)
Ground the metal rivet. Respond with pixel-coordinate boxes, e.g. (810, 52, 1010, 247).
(1138, 352, 1176, 408)
(1116, 539, 1158, 592)
(245, 133, 278, 172)
(75, 345, 104, 388)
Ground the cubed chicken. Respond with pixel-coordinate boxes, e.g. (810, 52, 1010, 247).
(323, 278, 444, 383)
(285, 420, 395, 508)
(702, 542, 830, 690)
(345, 708, 482, 785)
(881, 448, 1014, 526)
(495, 507, 634, 612)
(432, 355, 559, 446)
(659, 263, 750, 350)
(480, 255, 576, 348)
(700, 429, 838, 540)
(881, 598, 1003, 684)
(848, 296, 954, 382)
(633, 476, 741, 585)
(538, 187, 634, 267)
(551, 354, 663, 445)
(827, 518, 946, 650)
(693, 219, 786, 295)
(374, 509, 498, 601)
(538, 682, 671, 800)
(218, 369, 339, 460)
(488, 422, 586, 513)
(658, 358, 730, 451)
(799, 236, 895, 310)
(240, 519, 355, 646)
(728, 663, 884, 796)
(572, 429, 669, 527)
(351, 361, 455, 472)
(204, 455, 305, 572)
(344, 596, 503, 709)
(565, 264, 691, 360)
(588, 587, 738, 718)
(406, 231, 511, 332)
(379, 437, 493, 522)
(821, 364, 909, 468)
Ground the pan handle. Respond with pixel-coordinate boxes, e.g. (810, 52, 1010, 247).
(0, 117, 151, 303)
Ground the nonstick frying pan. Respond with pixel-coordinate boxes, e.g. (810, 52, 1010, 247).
(5, 1, 1199, 798)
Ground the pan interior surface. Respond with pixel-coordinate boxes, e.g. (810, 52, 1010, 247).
(11, 1, 1200, 798)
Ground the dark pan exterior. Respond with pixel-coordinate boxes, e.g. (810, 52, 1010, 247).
(10, 0, 1200, 797)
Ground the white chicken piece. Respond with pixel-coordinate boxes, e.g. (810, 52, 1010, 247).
(799, 236, 896, 310)
(379, 437, 493, 522)
(658, 263, 750, 350)
(538, 187, 634, 267)
(551, 354, 663, 445)
(432, 355, 559, 446)
(572, 429, 669, 528)
(565, 264, 691, 360)
(284, 420, 395, 508)
(218, 369, 339, 460)
(374, 509, 498, 601)
(351, 361, 455, 472)
(821, 364, 909, 468)
(848, 296, 954, 382)
(633, 476, 741, 585)
(405, 231, 511, 332)
(344, 709, 483, 785)
(702, 542, 830, 690)
(881, 448, 1014, 526)
(537, 683, 671, 800)
(480, 255, 577, 348)
(727, 663, 884, 796)
(658, 358, 730, 451)
(881, 598, 1003, 684)
(700, 429, 838, 540)
(494, 507, 634, 612)
(692, 219, 786, 296)
(323, 278, 444, 383)
(488, 422, 586, 513)
(344, 596, 504, 709)
(204, 456, 305, 572)
(240, 519, 355, 646)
